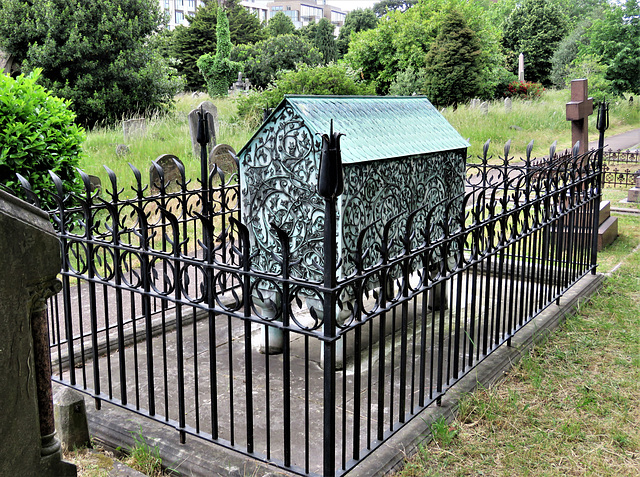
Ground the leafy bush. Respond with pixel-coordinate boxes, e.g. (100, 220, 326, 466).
(197, 5, 242, 97)
(505, 80, 544, 99)
(0, 70, 85, 209)
(236, 63, 374, 125)
(230, 34, 323, 89)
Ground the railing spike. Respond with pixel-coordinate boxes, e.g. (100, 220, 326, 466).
(549, 140, 557, 161)
(526, 140, 534, 161)
(483, 139, 491, 161)
(504, 139, 511, 159)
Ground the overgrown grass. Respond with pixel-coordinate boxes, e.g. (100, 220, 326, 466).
(443, 89, 640, 159)
(80, 94, 252, 196)
(78, 89, 640, 199)
(398, 214, 640, 477)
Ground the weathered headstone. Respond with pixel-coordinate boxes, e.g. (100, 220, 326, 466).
(122, 118, 147, 142)
(566, 78, 594, 155)
(88, 175, 102, 195)
(518, 53, 525, 82)
(115, 144, 130, 156)
(149, 154, 184, 194)
(210, 143, 237, 174)
(504, 97, 512, 113)
(480, 101, 488, 115)
(0, 190, 76, 476)
(188, 101, 219, 160)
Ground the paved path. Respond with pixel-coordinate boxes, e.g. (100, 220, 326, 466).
(590, 128, 640, 151)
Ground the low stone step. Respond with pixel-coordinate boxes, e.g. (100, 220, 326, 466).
(598, 215, 618, 251)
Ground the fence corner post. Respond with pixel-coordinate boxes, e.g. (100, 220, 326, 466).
(318, 121, 344, 476)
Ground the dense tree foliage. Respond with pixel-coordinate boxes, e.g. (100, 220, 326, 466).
(336, 9, 378, 57)
(0, 70, 84, 209)
(267, 11, 296, 37)
(231, 34, 322, 89)
(372, 0, 417, 16)
(423, 9, 482, 106)
(170, 0, 265, 91)
(236, 63, 375, 124)
(197, 3, 242, 97)
(346, 0, 505, 98)
(502, 0, 569, 85)
(300, 19, 337, 64)
(0, 0, 181, 127)
(577, 0, 640, 96)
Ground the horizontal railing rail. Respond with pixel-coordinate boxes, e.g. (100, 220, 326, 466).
(10, 134, 603, 476)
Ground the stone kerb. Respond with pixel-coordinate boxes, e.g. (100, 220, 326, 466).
(0, 190, 76, 476)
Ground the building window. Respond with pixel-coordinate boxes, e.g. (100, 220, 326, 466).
(271, 5, 283, 11)
(188, 0, 195, 7)
(176, 10, 184, 23)
(175, 0, 184, 7)
(284, 9, 299, 21)
(331, 11, 346, 24)
(300, 4, 323, 21)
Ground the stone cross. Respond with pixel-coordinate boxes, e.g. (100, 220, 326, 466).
(566, 78, 594, 155)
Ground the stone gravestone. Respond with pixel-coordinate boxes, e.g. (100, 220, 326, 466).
(0, 190, 76, 476)
(565, 78, 593, 155)
(210, 143, 237, 174)
(149, 154, 184, 194)
(88, 175, 102, 195)
(188, 101, 219, 161)
(504, 97, 512, 113)
(518, 52, 525, 81)
(122, 118, 147, 142)
(480, 101, 489, 115)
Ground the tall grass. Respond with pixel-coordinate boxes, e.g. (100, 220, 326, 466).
(443, 89, 640, 160)
(80, 94, 252, 195)
(79, 89, 639, 197)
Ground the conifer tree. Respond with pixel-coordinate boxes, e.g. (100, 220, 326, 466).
(422, 9, 482, 106)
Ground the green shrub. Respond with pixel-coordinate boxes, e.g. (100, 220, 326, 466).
(235, 63, 374, 125)
(0, 70, 85, 209)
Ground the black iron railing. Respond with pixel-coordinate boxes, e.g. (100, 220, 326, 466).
(13, 107, 609, 476)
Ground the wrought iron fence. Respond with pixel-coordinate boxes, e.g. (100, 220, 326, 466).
(12, 112, 607, 476)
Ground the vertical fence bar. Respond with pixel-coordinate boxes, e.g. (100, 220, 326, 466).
(592, 101, 609, 272)
(317, 122, 343, 477)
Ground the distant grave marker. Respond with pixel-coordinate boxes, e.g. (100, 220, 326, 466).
(122, 118, 147, 142)
(188, 101, 219, 161)
(210, 144, 237, 174)
(149, 154, 184, 194)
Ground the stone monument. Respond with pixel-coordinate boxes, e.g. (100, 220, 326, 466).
(188, 101, 219, 161)
(0, 190, 76, 476)
(566, 78, 594, 155)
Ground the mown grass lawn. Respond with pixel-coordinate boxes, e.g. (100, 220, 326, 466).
(398, 213, 640, 477)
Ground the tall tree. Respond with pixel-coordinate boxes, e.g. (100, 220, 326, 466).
(197, 2, 241, 97)
(502, 0, 569, 85)
(0, 0, 181, 127)
(171, 0, 265, 91)
(372, 0, 417, 17)
(231, 34, 322, 88)
(423, 9, 482, 106)
(267, 11, 296, 37)
(578, 0, 640, 95)
(336, 8, 378, 57)
(306, 18, 337, 65)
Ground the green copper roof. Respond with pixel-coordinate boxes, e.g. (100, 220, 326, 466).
(280, 95, 469, 164)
